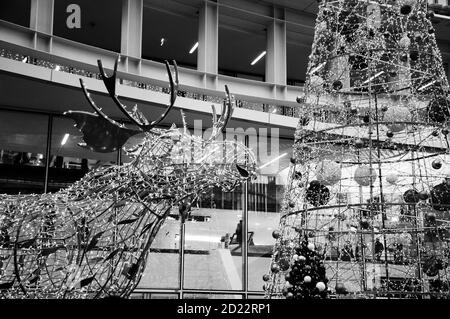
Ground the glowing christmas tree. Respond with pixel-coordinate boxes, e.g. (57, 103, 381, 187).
(265, 0, 450, 299)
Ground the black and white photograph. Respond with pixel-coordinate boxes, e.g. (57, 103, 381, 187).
(0, 0, 450, 313)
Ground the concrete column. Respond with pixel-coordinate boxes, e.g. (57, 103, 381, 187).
(30, 0, 54, 51)
(30, 0, 54, 34)
(197, 1, 218, 74)
(120, 0, 143, 74)
(266, 9, 286, 85)
(121, 0, 143, 58)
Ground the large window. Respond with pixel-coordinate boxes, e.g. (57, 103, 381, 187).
(142, 0, 198, 69)
(218, 6, 267, 81)
(0, 0, 31, 28)
(53, 0, 122, 52)
(0, 110, 48, 194)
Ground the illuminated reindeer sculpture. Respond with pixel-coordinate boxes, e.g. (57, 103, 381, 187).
(0, 57, 256, 298)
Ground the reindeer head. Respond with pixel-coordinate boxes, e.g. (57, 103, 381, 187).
(65, 56, 256, 192)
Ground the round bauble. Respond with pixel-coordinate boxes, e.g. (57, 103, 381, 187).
(427, 97, 450, 123)
(306, 181, 331, 206)
(307, 243, 315, 251)
(335, 283, 348, 294)
(315, 160, 342, 186)
(430, 182, 450, 211)
(272, 230, 280, 239)
(383, 106, 412, 132)
(304, 276, 312, 283)
(316, 282, 326, 292)
(288, 201, 295, 208)
(403, 189, 420, 204)
(425, 212, 436, 224)
(399, 35, 411, 48)
(419, 191, 429, 200)
(386, 173, 398, 185)
(286, 292, 294, 299)
(386, 130, 394, 138)
(279, 257, 290, 271)
(294, 171, 302, 180)
(298, 255, 307, 262)
(432, 159, 442, 170)
(354, 165, 378, 186)
(310, 75, 324, 88)
(332, 80, 343, 91)
(271, 263, 280, 273)
(354, 139, 365, 148)
(410, 50, 419, 61)
(262, 274, 270, 281)
(400, 5, 412, 15)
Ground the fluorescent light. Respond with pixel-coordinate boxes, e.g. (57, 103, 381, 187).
(259, 153, 288, 169)
(362, 71, 384, 84)
(189, 42, 199, 54)
(250, 51, 266, 65)
(418, 80, 437, 91)
(61, 133, 70, 146)
(22, 57, 28, 63)
(54, 65, 61, 71)
(160, 38, 165, 46)
(272, 109, 277, 114)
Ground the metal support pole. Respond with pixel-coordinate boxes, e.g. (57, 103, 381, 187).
(44, 115, 53, 193)
(242, 135, 249, 298)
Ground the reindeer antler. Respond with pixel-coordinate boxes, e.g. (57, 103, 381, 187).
(208, 85, 235, 141)
(81, 55, 179, 132)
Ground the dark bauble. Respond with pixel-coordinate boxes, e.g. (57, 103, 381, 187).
(403, 189, 421, 204)
(386, 131, 394, 138)
(363, 115, 370, 123)
(290, 157, 297, 164)
(427, 97, 450, 123)
(410, 50, 419, 61)
(427, 10, 435, 19)
(332, 80, 343, 91)
(425, 212, 436, 224)
(443, 128, 449, 135)
(400, 5, 412, 15)
(423, 257, 440, 277)
(272, 230, 281, 239)
(271, 263, 280, 273)
(335, 283, 348, 294)
(389, 71, 397, 78)
(288, 201, 296, 208)
(419, 191, 429, 200)
(262, 274, 270, 281)
(306, 181, 330, 207)
(430, 182, 450, 211)
(432, 159, 442, 169)
(400, 54, 408, 62)
(432, 130, 440, 137)
(279, 257, 291, 271)
(296, 96, 305, 103)
(360, 219, 370, 229)
(429, 28, 435, 34)
(294, 171, 302, 180)
(354, 139, 365, 148)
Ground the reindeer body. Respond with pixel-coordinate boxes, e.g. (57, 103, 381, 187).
(0, 125, 255, 298)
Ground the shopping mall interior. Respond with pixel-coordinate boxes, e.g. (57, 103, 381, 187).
(1, 0, 450, 299)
